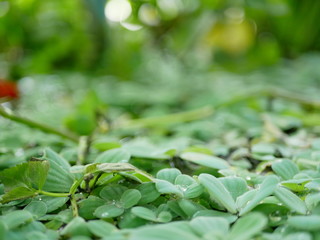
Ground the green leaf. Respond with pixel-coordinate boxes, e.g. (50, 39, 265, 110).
(287, 215, 320, 231)
(100, 185, 127, 202)
(180, 152, 229, 169)
(137, 183, 161, 205)
(35, 195, 69, 213)
(42, 149, 74, 193)
(157, 211, 172, 223)
(239, 175, 279, 216)
(178, 199, 204, 218)
(219, 177, 248, 200)
(94, 148, 131, 163)
(130, 223, 200, 240)
(273, 185, 307, 214)
(24, 200, 48, 218)
(0, 160, 49, 192)
(60, 217, 90, 237)
(175, 174, 196, 186)
(120, 189, 141, 209)
(1, 186, 36, 203)
(198, 174, 237, 214)
(281, 179, 310, 192)
(27, 160, 50, 190)
(87, 220, 116, 238)
(184, 183, 204, 199)
(167, 200, 188, 219)
(157, 168, 181, 184)
(193, 210, 238, 223)
(94, 204, 124, 218)
(1, 210, 33, 230)
(271, 159, 299, 180)
(155, 180, 183, 197)
(0, 221, 6, 240)
(131, 206, 157, 221)
(78, 196, 105, 220)
(190, 217, 229, 237)
(227, 212, 267, 240)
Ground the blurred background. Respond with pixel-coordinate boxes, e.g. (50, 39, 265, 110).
(1, 0, 320, 79)
(1, 0, 320, 168)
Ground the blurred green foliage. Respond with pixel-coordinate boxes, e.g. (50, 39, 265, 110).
(1, 0, 320, 79)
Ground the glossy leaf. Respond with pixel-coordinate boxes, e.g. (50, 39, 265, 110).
(120, 189, 141, 209)
(198, 174, 237, 214)
(94, 204, 124, 218)
(180, 152, 229, 169)
(271, 159, 299, 180)
(156, 168, 182, 183)
(273, 185, 307, 214)
(190, 217, 229, 237)
(227, 212, 267, 240)
(287, 215, 320, 231)
(87, 220, 116, 237)
(155, 180, 183, 197)
(94, 148, 131, 163)
(239, 175, 279, 216)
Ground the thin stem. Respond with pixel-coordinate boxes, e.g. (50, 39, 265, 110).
(0, 106, 79, 143)
(77, 136, 91, 165)
(116, 106, 214, 129)
(70, 196, 79, 217)
(38, 190, 70, 197)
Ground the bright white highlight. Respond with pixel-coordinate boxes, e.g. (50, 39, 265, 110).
(105, 0, 132, 22)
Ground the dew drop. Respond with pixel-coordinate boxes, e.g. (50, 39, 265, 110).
(101, 212, 109, 218)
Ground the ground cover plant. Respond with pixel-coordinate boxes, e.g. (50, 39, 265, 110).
(1, 56, 320, 240)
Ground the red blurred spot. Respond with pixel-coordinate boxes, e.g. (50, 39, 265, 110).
(0, 79, 19, 99)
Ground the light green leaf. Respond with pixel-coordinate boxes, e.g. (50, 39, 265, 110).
(274, 185, 307, 214)
(193, 210, 238, 223)
(24, 200, 47, 218)
(87, 220, 116, 237)
(239, 175, 279, 216)
(180, 152, 229, 169)
(130, 223, 200, 240)
(155, 180, 183, 197)
(131, 206, 157, 221)
(94, 148, 130, 163)
(137, 183, 160, 205)
(1, 210, 33, 230)
(94, 205, 124, 218)
(227, 212, 267, 240)
(219, 177, 248, 200)
(100, 185, 127, 201)
(35, 195, 69, 213)
(79, 196, 105, 220)
(157, 211, 172, 223)
(44, 148, 71, 169)
(178, 199, 204, 218)
(288, 215, 320, 231)
(190, 217, 229, 237)
(184, 183, 204, 199)
(157, 168, 181, 184)
(120, 189, 141, 209)
(175, 174, 196, 186)
(198, 174, 237, 214)
(42, 150, 74, 193)
(167, 200, 188, 219)
(271, 159, 299, 180)
(60, 217, 90, 237)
